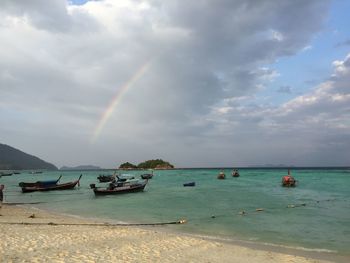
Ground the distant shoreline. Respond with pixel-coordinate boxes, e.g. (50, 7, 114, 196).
(2, 166, 349, 172)
(56, 166, 350, 171)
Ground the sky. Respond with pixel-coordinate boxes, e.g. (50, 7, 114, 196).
(0, 0, 349, 168)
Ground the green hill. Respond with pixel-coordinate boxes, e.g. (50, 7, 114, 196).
(119, 159, 174, 170)
(0, 143, 57, 170)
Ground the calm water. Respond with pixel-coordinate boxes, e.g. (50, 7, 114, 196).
(1, 168, 350, 256)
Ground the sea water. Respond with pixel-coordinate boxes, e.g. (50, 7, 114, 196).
(2, 168, 349, 257)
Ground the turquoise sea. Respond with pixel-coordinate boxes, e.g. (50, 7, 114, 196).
(1, 168, 349, 259)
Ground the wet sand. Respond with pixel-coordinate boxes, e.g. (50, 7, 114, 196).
(0, 204, 333, 262)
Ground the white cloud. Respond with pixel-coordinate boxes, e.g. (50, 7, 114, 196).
(205, 52, 350, 166)
(1, 0, 340, 167)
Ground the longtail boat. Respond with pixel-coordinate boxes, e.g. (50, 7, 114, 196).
(21, 175, 82, 193)
(232, 169, 240, 177)
(217, 171, 225, 179)
(19, 175, 62, 187)
(282, 169, 296, 187)
(0, 172, 13, 177)
(90, 179, 148, 196)
(183, 182, 195, 187)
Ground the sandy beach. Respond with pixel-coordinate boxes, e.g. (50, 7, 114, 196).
(0, 204, 335, 263)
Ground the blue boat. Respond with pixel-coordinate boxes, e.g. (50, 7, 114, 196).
(19, 175, 62, 187)
(183, 182, 195, 187)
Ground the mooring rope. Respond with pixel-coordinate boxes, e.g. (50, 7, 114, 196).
(0, 220, 187, 227)
(183, 199, 341, 222)
(4, 202, 46, 205)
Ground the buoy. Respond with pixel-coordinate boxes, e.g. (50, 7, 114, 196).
(238, 211, 246, 215)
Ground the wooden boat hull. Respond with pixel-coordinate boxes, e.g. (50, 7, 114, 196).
(19, 176, 62, 188)
(0, 173, 13, 176)
(91, 181, 148, 196)
(21, 175, 82, 193)
(282, 182, 296, 187)
(217, 174, 225, 179)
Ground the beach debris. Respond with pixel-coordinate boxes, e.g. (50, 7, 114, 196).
(28, 214, 36, 218)
(255, 208, 264, 212)
(238, 211, 246, 216)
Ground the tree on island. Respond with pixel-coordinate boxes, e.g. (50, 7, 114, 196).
(119, 162, 137, 169)
(118, 159, 174, 170)
(137, 159, 174, 169)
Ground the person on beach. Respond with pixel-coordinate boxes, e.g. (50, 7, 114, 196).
(0, 184, 4, 208)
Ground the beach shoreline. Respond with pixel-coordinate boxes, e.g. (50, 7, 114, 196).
(1, 204, 345, 263)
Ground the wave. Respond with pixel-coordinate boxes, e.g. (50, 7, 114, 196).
(185, 233, 338, 254)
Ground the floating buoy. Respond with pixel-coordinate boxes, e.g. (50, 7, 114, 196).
(238, 211, 246, 215)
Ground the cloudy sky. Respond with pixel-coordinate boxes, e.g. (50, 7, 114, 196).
(1, 0, 349, 168)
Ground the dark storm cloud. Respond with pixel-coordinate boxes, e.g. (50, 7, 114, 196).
(1, 0, 340, 167)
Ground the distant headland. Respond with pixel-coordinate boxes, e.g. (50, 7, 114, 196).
(60, 165, 101, 170)
(119, 159, 174, 170)
(0, 143, 57, 170)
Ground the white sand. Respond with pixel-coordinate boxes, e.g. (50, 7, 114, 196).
(0, 205, 333, 262)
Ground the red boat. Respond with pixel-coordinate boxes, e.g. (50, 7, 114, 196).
(21, 175, 82, 193)
(282, 170, 296, 187)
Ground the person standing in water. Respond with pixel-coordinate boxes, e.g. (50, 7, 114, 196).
(0, 184, 4, 209)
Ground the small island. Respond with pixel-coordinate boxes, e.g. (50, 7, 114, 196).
(119, 159, 174, 170)
(119, 162, 138, 170)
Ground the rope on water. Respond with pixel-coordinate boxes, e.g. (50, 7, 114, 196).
(186, 199, 341, 222)
(0, 220, 187, 227)
(4, 202, 46, 205)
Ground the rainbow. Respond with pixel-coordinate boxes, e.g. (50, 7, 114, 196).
(91, 61, 151, 143)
